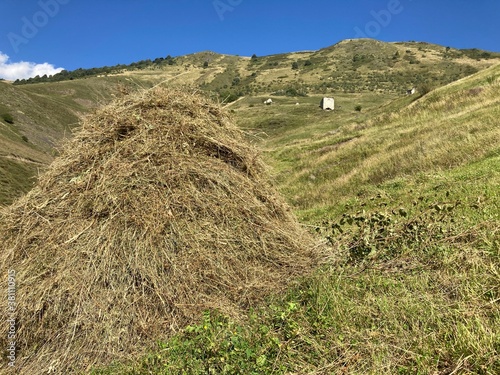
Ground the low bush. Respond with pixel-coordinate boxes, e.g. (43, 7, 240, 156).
(1, 113, 14, 124)
(317, 193, 466, 263)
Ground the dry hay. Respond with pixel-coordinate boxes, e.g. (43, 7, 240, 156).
(0, 87, 320, 373)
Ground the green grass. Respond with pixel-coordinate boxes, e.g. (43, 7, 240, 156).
(235, 64, 500, 224)
(0, 158, 38, 206)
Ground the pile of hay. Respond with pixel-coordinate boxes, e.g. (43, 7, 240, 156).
(0, 87, 320, 373)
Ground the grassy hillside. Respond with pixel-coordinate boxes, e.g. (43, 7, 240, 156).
(236, 62, 500, 223)
(16, 39, 500, 97)
(0, 76, 141, 205)
(1, 42, 499, 373)
(1, 39, 499, 207)
(112, 39, 500, 97)
(90, 63, 499, 374)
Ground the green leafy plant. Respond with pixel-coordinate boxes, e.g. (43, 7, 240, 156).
(318, 193, 464, 262)
(91, 299, 313, 375)
(486, 75, 497, 85)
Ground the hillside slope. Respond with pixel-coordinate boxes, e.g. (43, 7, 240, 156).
(0, 77, 133, 205)
(1, 39, 499, 206)
(93, 39, 500, 96)
(236, 62, 500, 221)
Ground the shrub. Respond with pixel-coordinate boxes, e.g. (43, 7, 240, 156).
(486, 75, 497, 85)
(272, 86, 307, 97)
(418, 83, 434, 96)
(317, 194, 464, 262)
(355, 105, 362, 112)
(218, 91, 240, 103)
(1, 113, 14, 124)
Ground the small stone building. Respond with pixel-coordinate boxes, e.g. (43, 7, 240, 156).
(320, 97, 335, 110)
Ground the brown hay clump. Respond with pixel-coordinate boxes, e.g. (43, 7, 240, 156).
(0, 87, 320, 373)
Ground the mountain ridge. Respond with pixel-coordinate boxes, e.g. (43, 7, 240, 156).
(1, 38, 500, 206)
(12, 38, 500, 86)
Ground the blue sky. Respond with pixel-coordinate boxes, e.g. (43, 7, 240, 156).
(0, 0, 499, 80)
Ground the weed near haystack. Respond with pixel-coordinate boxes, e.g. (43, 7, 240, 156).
(318, 193, 464, 262)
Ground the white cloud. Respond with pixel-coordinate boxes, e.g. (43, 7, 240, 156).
(0, 52, 64, 81)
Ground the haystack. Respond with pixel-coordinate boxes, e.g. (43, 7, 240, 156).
(0, 87, 319, 373)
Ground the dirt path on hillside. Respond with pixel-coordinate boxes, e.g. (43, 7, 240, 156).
(223, 96, 245, 108)
(1, 154, 46, 165)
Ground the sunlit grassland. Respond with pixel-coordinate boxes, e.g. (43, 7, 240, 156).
(234, 64, 500, 223)
(0, 77, 131, 206)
